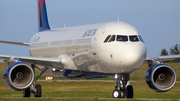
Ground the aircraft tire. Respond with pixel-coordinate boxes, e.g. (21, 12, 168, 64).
(112, 90, 125, 98)
(23, 87, 30, 97)
(34, 84, 42, 97)
(112, 90, 120, 98)
(119, 90, 126, 98)
(127, 85, 133, 98)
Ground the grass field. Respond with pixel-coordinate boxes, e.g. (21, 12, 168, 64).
(0, 62, 180, 101)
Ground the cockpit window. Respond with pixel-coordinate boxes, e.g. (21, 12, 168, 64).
(129, 35, 139, 42)
(108, 35, 116, 42)
(117, 35, 128, 42)
(104, 35, 111, 43)
(138, 35, 145, 43)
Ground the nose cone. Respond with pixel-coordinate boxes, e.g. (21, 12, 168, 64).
(120, 43, 147, 68)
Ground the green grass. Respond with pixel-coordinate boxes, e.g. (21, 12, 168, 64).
(0, 62, 180, 100)
(0, 81, 180, 100)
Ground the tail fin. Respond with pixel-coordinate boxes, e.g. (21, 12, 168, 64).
(38, 0, 50, 32)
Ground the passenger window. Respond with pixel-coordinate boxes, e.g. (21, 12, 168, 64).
(104, 35, 111, 43)
(108, 35, 115, 42)
(117, 35, 128, 42)
(129, 35, 139, 42)
(138, 35, 145, 43)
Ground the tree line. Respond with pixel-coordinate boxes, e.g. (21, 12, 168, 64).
(160, 44, 180, 56)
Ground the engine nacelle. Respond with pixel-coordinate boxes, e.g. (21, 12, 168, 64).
(145, 64, 176, 92)
(3, 62, 34, 91)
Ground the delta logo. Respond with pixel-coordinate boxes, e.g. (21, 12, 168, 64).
(33, 37, 41, 42)
(82, 29, 97, 37)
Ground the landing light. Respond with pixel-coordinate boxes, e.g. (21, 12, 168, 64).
(114, 74, 118, 79)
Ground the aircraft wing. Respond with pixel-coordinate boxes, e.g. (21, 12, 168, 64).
(0, 55, 63, 69)
(0, 40, 30, 46)
(145, 54, 180, 63)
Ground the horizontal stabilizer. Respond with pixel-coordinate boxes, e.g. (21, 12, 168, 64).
(0, 40, 29, 46)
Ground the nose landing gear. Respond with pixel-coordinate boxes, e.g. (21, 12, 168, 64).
(112, 74, 133, 98)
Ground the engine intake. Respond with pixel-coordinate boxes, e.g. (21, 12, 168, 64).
(145, 64, 176, 92)
(3, 62, 34, 91)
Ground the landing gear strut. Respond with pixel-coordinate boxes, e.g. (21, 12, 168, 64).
(112, 74, 133, 98)
(23, 64, 48, 98)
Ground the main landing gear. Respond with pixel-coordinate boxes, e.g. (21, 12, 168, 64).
(23, 64, 48, 98)
(112, 74, 133, 98)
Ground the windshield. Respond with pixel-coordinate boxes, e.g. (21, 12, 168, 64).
(117, 35, 128, 42)
(104, 35, 143, 43)
(129, 35, 139, 42)
(108, 35, 116, 42)
(104, 35, 111, 43)
(138, 35, 145, 43)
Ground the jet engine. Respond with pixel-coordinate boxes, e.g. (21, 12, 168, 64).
(3, 62, 34, 91)
(145, 64, 176, 92)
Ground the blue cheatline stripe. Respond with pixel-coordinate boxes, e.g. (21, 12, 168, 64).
(39, 2, 50, 32)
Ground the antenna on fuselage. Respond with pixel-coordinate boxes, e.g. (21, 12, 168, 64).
(117, 16, 119, 23)
(64, 23, 66, 28)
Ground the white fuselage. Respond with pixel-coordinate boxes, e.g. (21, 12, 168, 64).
(29, 22, 147, 74)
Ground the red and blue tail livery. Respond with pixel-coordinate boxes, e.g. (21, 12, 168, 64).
(38, 0, 50, 32)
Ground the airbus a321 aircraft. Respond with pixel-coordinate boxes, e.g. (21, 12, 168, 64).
(0, 0, 178, 98)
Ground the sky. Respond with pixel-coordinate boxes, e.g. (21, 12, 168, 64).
(0, 0, 180, 60)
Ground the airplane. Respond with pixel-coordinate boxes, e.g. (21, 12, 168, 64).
(0, 0, 178, 98)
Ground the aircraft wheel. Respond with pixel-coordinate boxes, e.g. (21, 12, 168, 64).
(127, 85, 133, 98)
(34, 84, 42, 97)
(119, 90, 126, 98)
(23, 87, 30, 97)
(112, 90, 125, 98)
(112, 90, 120, 98)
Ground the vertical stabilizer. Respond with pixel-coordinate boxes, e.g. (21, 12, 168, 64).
(38, 0, 50, 32)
